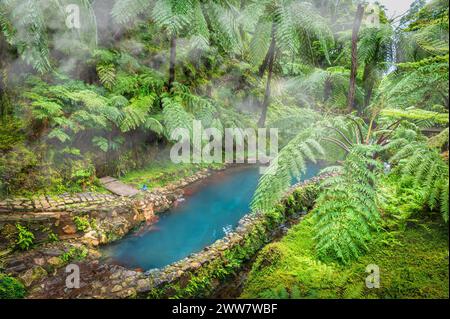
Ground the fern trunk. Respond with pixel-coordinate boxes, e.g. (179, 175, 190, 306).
(362, 39, 380, 110)
(362, 63, 375, 110)
(0, 34, 7, 119)
(258, 26, 276, 128)
(347, 4, 365, 112)
(441, 93, 449, 110)
(0, 67, 4, 118)
(168, 35, 177, 90)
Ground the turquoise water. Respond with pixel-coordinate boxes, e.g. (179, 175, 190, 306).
(104, 164, 321, 270)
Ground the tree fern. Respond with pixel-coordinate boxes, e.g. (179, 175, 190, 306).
(119, 94, 161, 133)
(161, 96, 193, 141)
(251, 128, 325, 213)
(0, 0, 51, 73)
(111, 0, 152, 25)
(250, 115, 449, 263)
(313, 145, 381, 264)
(390, 141, 449, 222)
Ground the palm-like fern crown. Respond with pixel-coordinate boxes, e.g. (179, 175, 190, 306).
(112, 0, 241, 53)
(0, 0, 98, 73)
(251, 114, 448, 264)
(313, 144, 382, 264)
(246, 0, 334, 67)
(286, 66, 357, 108)
(0, 0, 51, 73)
(358, 24, 393, 71)
(388, 128, 449, 222)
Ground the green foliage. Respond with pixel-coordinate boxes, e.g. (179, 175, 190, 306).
(0, 0, 98, 73)
(428, 128, 449, 149)
(0, 1, 448, 298)
(381, 0, 449, 111)
(241, 214, 449, 299)
(73, 216, 91, 232)
(251, 128, 325, 213)
(286, 67, 355, 110)
(113, 0, 227, 52)
(313, 145, 382, 264)
(15, 223, 34, 251)
(390, 140, 449, 222)
(378, 175, 427, 231)
(0, 144, 47, 196)
(47, 231, 59, 243)
(59, 246, 88, 263)
(0, 273, 26, 299)
(380, 108, 449, 126)
(251, 114, 447, 264)
(0, 119, 25, 151)
(119, 156, 223, 189)
(162, 95, 193, 140)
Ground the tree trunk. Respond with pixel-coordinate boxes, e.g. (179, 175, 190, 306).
(168, 35, 177, 91)
(258, 33, 276, 128)
(362, 63, 375, 110)
(324, 77, 332, 102)
(442, 93, 449, 110)
(259, 24, 277, 78)
(362, 39, 380, 111)
(347, 4, 365, 112)
(0, 34, 7, 119)
(0, 74, 4, 119)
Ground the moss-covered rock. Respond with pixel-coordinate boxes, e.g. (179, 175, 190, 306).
(240, 215, 449, 299)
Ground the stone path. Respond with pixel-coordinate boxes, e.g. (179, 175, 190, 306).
(0, 193, 117, 213)
(99, 177, 140, 197)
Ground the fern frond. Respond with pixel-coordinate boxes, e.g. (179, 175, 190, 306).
(111, 0, 152, 24)
(162, 96, 193, 141)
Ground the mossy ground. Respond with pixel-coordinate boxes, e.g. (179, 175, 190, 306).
(0, 273, 26, 299)
(119, 160, 224, 190)
(240, 214, 449, 299)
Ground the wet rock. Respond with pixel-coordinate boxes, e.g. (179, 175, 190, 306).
(111, 284, 122, 293)
(82, 231, 100, 246)
(136, 279, 151, 292)
(34, 258, 46, 266)
(109, 271, 122, 280)
(47, 257, 64, 268)
(6, 263, 27, 273)
(189, 262, 201, 270)
(62, 224, 77, 235)
(117, 288, 136, 298)
(19, 266, 48, 287)
(88, 249, 101, 259)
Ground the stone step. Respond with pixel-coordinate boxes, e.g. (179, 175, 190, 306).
(99, 176, 117, 184)
(99, 177, 140, 197)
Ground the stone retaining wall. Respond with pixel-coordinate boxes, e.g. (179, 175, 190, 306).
(35, 174, 325, 299)
(0, 193, 117, 213)
(0, 169, 212, 254)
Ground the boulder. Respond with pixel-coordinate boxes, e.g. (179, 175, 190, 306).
(111, 284, 122, 293)
(47, 256, 64, 268)
(33, 258, 46, 266)
(19, 266, 48, 287)
(62, 224, 77, 235)
(136, 279, 151, 292)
